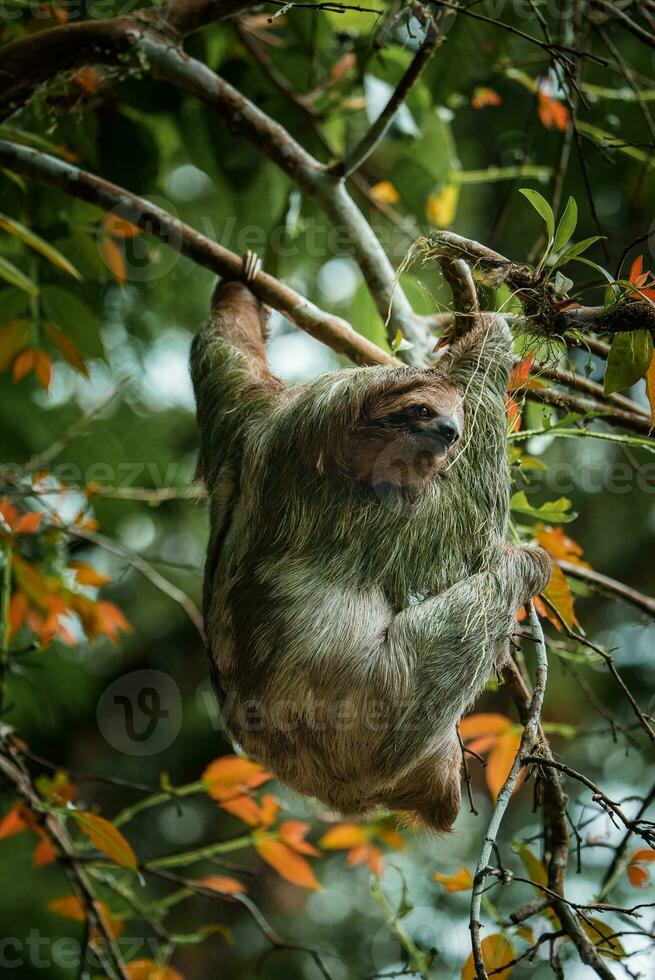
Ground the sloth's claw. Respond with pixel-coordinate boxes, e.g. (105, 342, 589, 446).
(242, 250, 262, 283)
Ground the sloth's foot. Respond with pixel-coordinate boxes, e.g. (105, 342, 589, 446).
(242, 249, 262, 283)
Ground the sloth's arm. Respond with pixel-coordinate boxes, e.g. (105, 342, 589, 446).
(435, 313, 514, 397)
(388, 546, 550, 714)
(190, 278, 282, 482)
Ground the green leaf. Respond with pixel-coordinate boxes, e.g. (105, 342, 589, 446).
(510, 491, 577, 523)
(553, 236, 604, 268)
(0, 256, 38, 296)
(604, 330, 653, 395)
(519, 188, 555, 244)
(0, 213, 81, 280)
(553, 196, 578, 252)
(41, 286, 103, 360)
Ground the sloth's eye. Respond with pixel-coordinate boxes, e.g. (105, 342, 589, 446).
(416, 406, 432, 420)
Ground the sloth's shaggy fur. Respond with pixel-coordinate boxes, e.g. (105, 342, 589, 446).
(191, 281, 550, 832)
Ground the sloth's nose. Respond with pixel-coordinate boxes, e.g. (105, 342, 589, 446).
(432, 417, 460, 446)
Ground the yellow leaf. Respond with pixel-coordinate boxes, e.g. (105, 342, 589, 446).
(256, 838, 320, 890)
(515, 844, 548, 889)
(72, 811, 137, 870)
(319, 822, 367, 849)
(370, 180, 399, 205)
(486, 732, 522, 800)
(462, 933, 514, 980)
(426, 184, 459, 227)
(433, 867, 473, 892)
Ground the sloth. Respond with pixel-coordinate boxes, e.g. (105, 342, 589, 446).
(190, 253, 550, 832)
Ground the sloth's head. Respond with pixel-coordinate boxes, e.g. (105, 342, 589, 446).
(339, 372, 465, 496)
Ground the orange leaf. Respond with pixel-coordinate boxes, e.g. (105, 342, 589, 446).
(471, 87, 502, 109)
(101, 236, 127, 286)
(44, 322, 88, 377)
(319, 822, 367, 850)
(103, 214, 142, 239)
(202, 756, 271, 801)
(645, 352, 655, 426)
(0, 804, 30, 839)
(374, 826, 404, 850)
(346, 842, 384, 876)
(256, 838, 320, 890)
(278, 820, 319, 856)
(195, 875, 247, 895)
(12, 347, 35, 383)
(627, 849, 655, 888)
(48, 895, 86, 922)
(0, 320, 30, 371)
(125, 962, 183, 980)
(0, 496, 18, 529)
(538, 91, 569, 131)
(72, 811, 137, 870)
(220, 793, 266, 827)
(629, 256, 644, 285)
(72, 66, 103, 93)
(33, 837, 57, 867)
(433, 867, 473, 892)
(508, 353, 535, 391)
(34, 350, 53, 390)
(535, 524, 589, 568)
(506, 395, 521, 432)
(459, 714, 513, 740)
(69, 561, 111, 587)
(543, 563, 578, 630)
(92, 601, 131, 643)
(486, 732, 522, 800)
(8, 592, 28, 639)
(14, 511, 42, 535)
(462, 933, 514, 980)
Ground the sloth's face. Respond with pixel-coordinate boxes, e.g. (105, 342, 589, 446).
(344, 377, 465, 496)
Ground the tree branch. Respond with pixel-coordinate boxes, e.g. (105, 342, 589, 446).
(558, 558, 655, 618)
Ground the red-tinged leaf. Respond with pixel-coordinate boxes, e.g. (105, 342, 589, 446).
(627, 849, 655, 888)
(0, 320, 30, 371)
(0, 496, 18, 529)
(508, 353, 535, 391)
(506, 395, 521, 432)
(462, 933, 514, 979)
(14, 511, 42, 535)
(319, 823, 367, 850)
(535, 524, 590, 568)
(459, 714, 513, 739)
(69, 560, 111, 587)
(629, 255, 644, 284)
(101, 235, 127, 286)
(329, 52, 356, 84)
(8, 592, 28, 639)
(486, 732, 522, 800)
(44, 322, 89, 377)
(125, 961, 184, 980)
(433, 867, 473, 892)
(346, 842, 384, 877)
(0, 804, 30, 839)
(202, 756, 271, 801)
(256, 838, 320, 890)
(34, 350, 53, 390)
(12, 347, 35, 383)
(72, 66, 103, 93)
(195, 875, 247, 895)
(278, 821, 320, 856)
(103, 214, 142, 239)
(543, 563, 578, 630)
(72, 811, 137, 870)
(33, 836, 57, 867)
